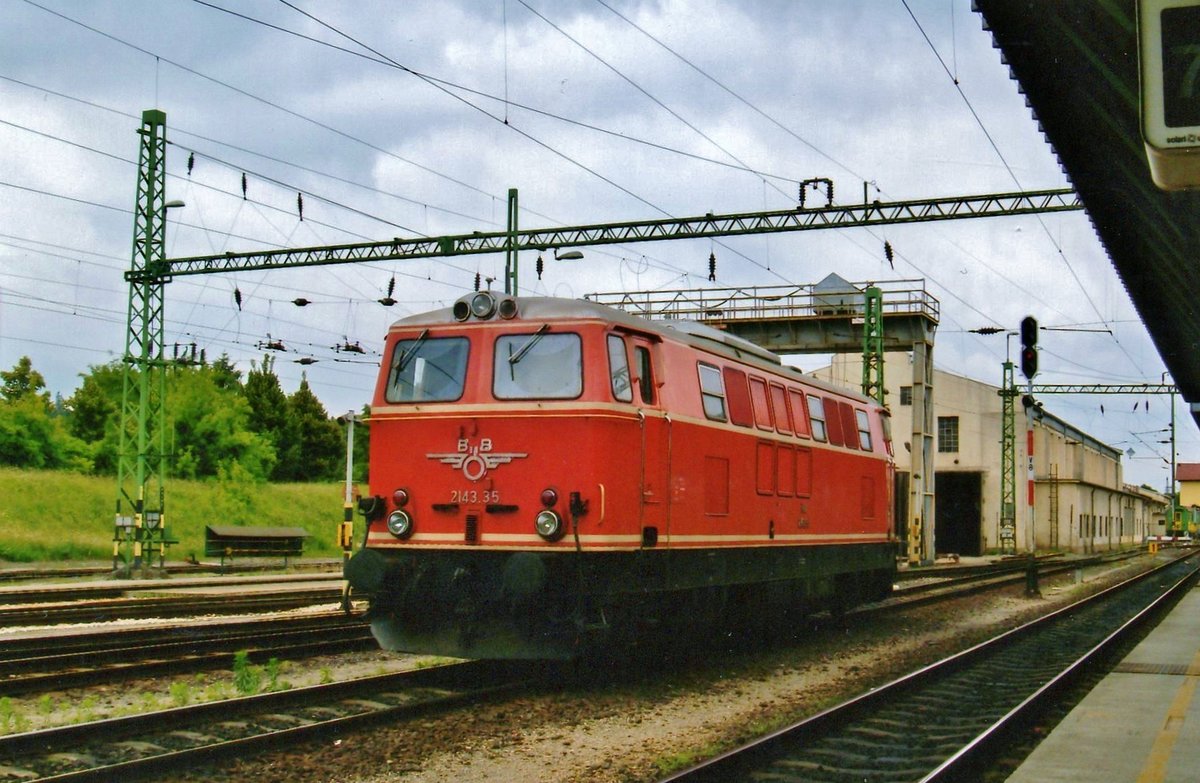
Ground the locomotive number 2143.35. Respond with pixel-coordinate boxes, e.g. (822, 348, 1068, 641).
(450, 489, 500, 504)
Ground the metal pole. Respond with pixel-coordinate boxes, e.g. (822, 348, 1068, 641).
(504, 188, 518, 295)
(340, 411, 356, 611)
(1169, 379, 1177, 533)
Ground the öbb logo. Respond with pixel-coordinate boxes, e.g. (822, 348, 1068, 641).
(426, 438, 528, 481)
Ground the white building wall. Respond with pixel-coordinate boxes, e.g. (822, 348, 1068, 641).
(810, 352, 1164, 554)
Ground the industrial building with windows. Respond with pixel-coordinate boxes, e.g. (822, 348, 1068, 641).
(811, 353, 1168, 556)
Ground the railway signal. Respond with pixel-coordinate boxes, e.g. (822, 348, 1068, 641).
(1020, 316, 1039, 379)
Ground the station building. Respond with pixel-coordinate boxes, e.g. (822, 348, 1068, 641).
(810, 353, 1168, 556)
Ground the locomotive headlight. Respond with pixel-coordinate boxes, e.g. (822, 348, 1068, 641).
(470, 291, 497, 319)
(534, 509, 563, 542)
(386, 510, 413, 539)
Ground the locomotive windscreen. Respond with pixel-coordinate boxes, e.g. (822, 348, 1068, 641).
(386, 336, 469, 402)
(494, 332, 582, 399)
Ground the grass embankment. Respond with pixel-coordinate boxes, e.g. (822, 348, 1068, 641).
(0, 466, 355, 564)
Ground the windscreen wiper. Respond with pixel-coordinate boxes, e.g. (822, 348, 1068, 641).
(508, 324, 550, 365)
(392, 329, 429, 383)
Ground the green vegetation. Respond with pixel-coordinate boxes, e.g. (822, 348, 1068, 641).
(0, 466, 353, 562)
(232, 651, 262, 695)
(0, 354, 371, 565)
(231, 652, 291, 695)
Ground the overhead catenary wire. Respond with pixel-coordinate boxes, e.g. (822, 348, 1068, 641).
(899, 0, 1139, 373)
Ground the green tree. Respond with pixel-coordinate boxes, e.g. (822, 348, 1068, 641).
(0, 394, 92, 471)
(243, 355, 290, 478)
(210, 353, 242, 391)
(282, 374, 342, 481)
(169, 365, 275, 480)
(67, 363, 121, 445)
(1, 356, 50, 407)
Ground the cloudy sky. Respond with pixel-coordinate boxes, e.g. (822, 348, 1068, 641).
(0, 0, 1188, 489)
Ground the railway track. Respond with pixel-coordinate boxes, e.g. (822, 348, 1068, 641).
(0, 561, 342, 584)
(0, 660, 532, 782)
(0, 613, 374, 696)
(0, 551, 1151, 695)
(0, 581, 344, 627)
(659, 551, 1199, 782)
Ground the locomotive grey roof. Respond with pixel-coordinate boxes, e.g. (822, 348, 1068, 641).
(390, 293, 875, 405)
(392, 294, 778, 360)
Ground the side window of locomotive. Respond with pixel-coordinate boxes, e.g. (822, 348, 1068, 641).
(607, 335, 633, 402)
(698, 362, 727, 421)
(634, 346, 656, 404)
(807, 395, 827, 442)
(855, 409, 873, 451)
(748, 376, 774, 430)
(386, 336, 469, 403)
(770, 383, 793, 435)
(494, 332, 582, 399)
(789, 389, 811, 438)
(722, 366, 753, 426)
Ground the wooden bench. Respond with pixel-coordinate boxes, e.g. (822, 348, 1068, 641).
(204, 525, 308, 570)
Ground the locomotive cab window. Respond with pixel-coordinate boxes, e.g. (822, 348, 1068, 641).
(494, 330, 582, 399)
(386, 334, 469, 403)
(607, 335, 633, 402)
(698, 362, 727, 421)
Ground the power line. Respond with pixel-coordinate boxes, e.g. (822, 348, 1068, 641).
(899, 0, 1129, 368)
(592, 0, 869, 184)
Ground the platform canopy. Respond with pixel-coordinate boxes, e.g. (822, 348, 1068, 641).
(974, 0, 1200, 426)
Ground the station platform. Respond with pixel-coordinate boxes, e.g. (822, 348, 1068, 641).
(1007, 580, 1200, 783)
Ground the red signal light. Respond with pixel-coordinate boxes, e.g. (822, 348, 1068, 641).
(393, 488, 410, 507)
(1020, 346, 1038, 379)
(540, 488, 558, 508)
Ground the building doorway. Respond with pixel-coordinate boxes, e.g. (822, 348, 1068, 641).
(935, 471, 982, 556)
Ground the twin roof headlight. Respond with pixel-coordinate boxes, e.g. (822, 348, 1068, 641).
(452, 291, 518, 322)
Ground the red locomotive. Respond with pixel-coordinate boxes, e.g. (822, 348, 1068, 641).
(344, 291, 896, 659)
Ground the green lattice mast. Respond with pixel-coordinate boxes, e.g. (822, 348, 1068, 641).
(114, 109, 171, 576)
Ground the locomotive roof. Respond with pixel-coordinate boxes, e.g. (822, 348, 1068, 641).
(390, 294, 877, 406)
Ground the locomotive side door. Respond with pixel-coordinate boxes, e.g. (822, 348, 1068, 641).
(629, 335, 670, 547)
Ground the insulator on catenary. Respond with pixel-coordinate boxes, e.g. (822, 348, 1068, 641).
(884, 240, 895, 269)
(387, 275, 396, 298)
(187, 152, 194, 177)
(296, 357, 317, 365)
(474, 272, 481, 291)
(536, 255, 544, 280)
(708, 251, 716, 282)
(292, 298, 311, 307)
(234, 287, 243, 311)
(241, 173, 247, 200)
(297, 192, 304, 221)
